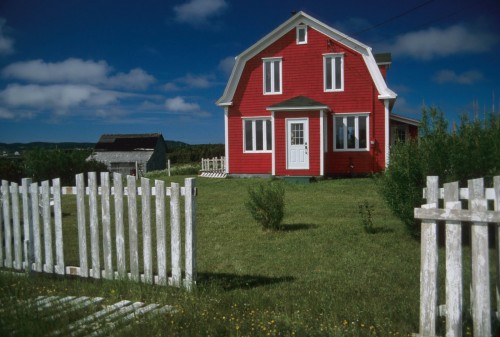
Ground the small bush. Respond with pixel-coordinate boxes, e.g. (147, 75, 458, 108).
(358, 200, 375, 234)
(245, 181, 285, 231)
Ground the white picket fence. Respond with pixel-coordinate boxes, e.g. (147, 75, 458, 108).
(0, 172, 197, 290)
(200, 157, 226, 178)
(414, 176, 500, 337)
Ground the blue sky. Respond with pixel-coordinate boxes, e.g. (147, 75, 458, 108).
(0, 0, 498, 144)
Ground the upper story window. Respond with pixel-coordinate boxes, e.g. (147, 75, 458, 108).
(324, 53, 344, 92)
(334, 114, 369, 151)
(296, 25, 307, 44)
(263, 57, 282, 95)
(244, 118, 273, 152)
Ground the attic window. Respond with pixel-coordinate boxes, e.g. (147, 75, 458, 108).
(296, 25, 307, 44)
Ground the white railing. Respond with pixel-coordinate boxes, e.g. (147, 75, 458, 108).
(200, 157, 226, 178)
(0, 172, 197, 290)
(414, 176, 500, 337)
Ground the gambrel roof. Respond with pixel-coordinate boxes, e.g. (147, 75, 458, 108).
(216, 11, 396, 106)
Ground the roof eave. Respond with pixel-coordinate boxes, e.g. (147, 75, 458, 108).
(267, 105, 330, 112)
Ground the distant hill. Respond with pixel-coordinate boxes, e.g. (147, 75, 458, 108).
(0, 140, 200, 156)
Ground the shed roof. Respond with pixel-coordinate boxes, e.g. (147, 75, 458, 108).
(374, 53, 392, 65)
(89, 151, 154, 163)
(95, 133, 163, 151)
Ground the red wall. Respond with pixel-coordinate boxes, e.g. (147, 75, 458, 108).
(227, 25, 387, 176)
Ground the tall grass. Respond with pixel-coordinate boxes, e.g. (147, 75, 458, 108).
(0, 176, 481, 336)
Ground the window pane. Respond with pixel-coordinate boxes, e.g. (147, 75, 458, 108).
(266, 120, 272, 150)
(325, 57, 332, 90)
(245, 120, 253, 151)
(264, 62, 271, 93)
(347, 117, 355, 149)
(359, 116, 367, 149)
(273, 60, 281, 92)
(298, 27, 306, 42)
(256, 120, 263, 150)
(335, 117, 344, 149)
(335, 56, 342, 90)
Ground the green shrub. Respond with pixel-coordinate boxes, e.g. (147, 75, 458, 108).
(358, 200, 375, 234)
(245, 180, 285, 231)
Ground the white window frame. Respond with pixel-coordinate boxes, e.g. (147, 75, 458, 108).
(333, 113, 370, 152)
(296, 24, 307, 44)
(323, 53, 344, 92)
(243, 118, 273, 153)
(263, 57, 282, 95)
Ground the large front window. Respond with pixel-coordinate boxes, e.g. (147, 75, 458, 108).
(324, 54, 344, 91)
(244, 119, 272, 152)
(263, 58, 282, 94)
(334, 114, 369, 151)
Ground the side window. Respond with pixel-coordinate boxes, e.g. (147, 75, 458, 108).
(296, 25, 307, 44)
(244, 119, 273, 152)
(263, 58, 282, 94)
(324, 54, 344, 92)
(334, 114, 369, 151)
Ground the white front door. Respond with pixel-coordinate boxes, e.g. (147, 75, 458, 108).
(287, 118, 309, 170)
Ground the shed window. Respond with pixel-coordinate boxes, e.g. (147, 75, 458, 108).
(244, 118, 272, 152)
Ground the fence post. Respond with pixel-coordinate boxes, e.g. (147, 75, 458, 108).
(101, 172, 113, 280)
(444, 182, 462, 337)
(113, 173, 126, 279)
(184, 178, 197, 289)
(76, 173, 88, 277)
(494, 176, 500, 319)
(53, 178, 65, 275)
(30, 182, 42, 272)
(41, 180, 53, 273)
(21, 178, 33, 272)
(155, 179, 167, 286)
(419, 176, 439, 336)
(468, 178, 491, 337)
(11, 182, 22, 270)
(170, 182, 181, 287)
(127, 175, 139, 282)
(88, 172, 100, 279)
(141, 177, 153, 284)
(0, 180, 9, 268)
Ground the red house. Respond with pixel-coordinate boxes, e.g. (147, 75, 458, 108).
(217, 11, 418, 177)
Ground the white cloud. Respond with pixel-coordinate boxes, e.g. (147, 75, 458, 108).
(0, 84, 120, 114)
(165, 96, 200, 112)
(433, 69, 484, 85)
(0, 18, 14, 56)
(0, 107, 14, 119)
(388, 24, 498, 60)
(218, 56, 235, 77)
(107, 68, 156, 90)
(173, 0, 227, 25)
(164, 73, 215, 91)
(2, 58, 110, 84)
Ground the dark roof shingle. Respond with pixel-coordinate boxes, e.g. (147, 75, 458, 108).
(95, 133, 163, 151)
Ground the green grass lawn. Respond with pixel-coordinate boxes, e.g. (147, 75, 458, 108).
(0, 176, 444, 336)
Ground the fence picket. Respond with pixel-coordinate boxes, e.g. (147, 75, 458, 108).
(3, 181, 12, 268)
(468, 178, 491, 337)
(0, 180, 8, 268)
(113, 173, 126, 279)
(495, 176, 500, 318)
(76, 173, 88, 277)
(12, 182, 22, 270)
(88, 172, 101, 279)
(141, 177, 153, 284)
(30, 182, 42, 272)
(170, 182, 181, 287)
(184, 178, 196, 289)
(21, 178, 33, 272)
(127, 175, 139, 282)
(419, 176, 439, 336)
(155, 179, 167, 286)
(444, 182, 462, 337)
(101, 172, 113, 280)
(53, 178, 65, 275)
(41, 180, 53, 273)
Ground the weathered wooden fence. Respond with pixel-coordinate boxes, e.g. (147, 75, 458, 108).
(414, 176, 500, 337)
(0, 172, 197, 290)
(200, 157, 226, 178)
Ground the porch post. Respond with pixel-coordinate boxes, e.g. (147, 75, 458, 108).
(224, 107, 230, 174)
(271, 111, 276, 176)
(384, 99, 390, 167)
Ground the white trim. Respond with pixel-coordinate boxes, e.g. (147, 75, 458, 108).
(320, 110, 324, 176)
(271, 112, 276, 176)
(384, 100, 390, 167)
(267, 105, 328, 112)
(333, 112, 370, 152)
(224, 107, 229, 174)
(296, 24, 307, 44)
(263, 57, 282, 95)
(216, 11, 396, 106)
(323, 53, 344, 92)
